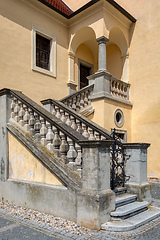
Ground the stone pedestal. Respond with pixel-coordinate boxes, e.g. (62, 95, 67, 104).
(87, 70, 112, 99)
(123, 143, 151, 202)
(0, 91, 11, 181)
(77, 140, 115, 230)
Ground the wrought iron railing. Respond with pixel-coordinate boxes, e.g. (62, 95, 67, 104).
(110, 129, 130, 190)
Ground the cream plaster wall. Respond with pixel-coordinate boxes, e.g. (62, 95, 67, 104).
(0, 0, 68, 104)
(107, 44, 123, 79)
(8, 133, 62, 185)
(115, 0, 160, 177)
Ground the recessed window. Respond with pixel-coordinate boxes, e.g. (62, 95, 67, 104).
(114, 109, 124, 128)
(36, 34, 50, 70)
(32, 25, 56, 77)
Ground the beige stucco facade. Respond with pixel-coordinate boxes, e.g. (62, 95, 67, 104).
(1, 0, 160, 177)
(8, 132, 63, 185)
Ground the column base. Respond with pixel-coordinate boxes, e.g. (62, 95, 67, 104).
(87, 70, 112, 100)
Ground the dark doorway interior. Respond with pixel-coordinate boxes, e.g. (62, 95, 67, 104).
(80, 64, 91, 89)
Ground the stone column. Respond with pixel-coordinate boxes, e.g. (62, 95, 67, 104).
(122, 53, 129, 82)
(97, 36, 108, 71)
(67, 52, 77, 95)
(87, 36, 112, 99)
(123, 143, 151, 202)
(77, 140, 115, 230)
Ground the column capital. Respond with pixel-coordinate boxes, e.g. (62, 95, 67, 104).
(68, 51, 75, 58)
(96, 36, 109, 44)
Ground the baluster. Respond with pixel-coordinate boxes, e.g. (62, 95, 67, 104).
(82, 123, 89, 139)
(70, 116, 77, 130)
(76, 95, 80, 112)
(60, 132, 69, 164)
(75, 143, 82, 166)
(67, 138, 77, 169)
(124, 86, 127, 99)
(34, 113, 41, 141)
(80, 92, 84, 109)
(40, 117, 48, 146)
(14, 98, 20, 122)
(60, 109, 66, 123)
(88, 127, 95, 140)
(115, 82, 118, 96)
(75, 143, 82, 177)
(120, 84, 123, 98)
(66, 101, 70, 108)
(76, 120, 83, 134)
(69, 99, 73, 108)
(52, 105, 56, 116)
(101, 135, 106, 140)
(72, 97, 76, 111)
(53, 128, 61, 157)
(55, 106, 61, 119)
(88, 90, 91, 106)
(84, 91, 88, 107)
(95, 131, 101, 140)
(46, 123, 54, 152)
(18, 101, 25, 127)
(65, 113, 71, 126)
(23, 105, 30, 132)
(11, 97, 15, 119)
(29, 109, 35, 136)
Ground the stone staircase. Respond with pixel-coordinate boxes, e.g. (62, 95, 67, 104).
(101, 187, 160, 231)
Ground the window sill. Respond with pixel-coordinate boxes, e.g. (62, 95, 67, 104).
(32, 66, 56, 78)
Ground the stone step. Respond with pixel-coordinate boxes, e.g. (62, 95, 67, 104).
(115, 193, 137, 208)
(111, 201, 149, 219)
(101, 206, 160, 231)
(114, 187, 127, 196)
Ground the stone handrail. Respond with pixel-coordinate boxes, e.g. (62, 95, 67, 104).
(2, 89, 87, 176)
(41, 98, 114, 142)
(110, 77, 130, 100)
(60, 84, 94, 112)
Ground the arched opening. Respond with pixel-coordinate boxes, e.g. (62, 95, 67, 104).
(75, 44, 95, 89)
(68, 27, 97, 91)
(108, 28, 129, 82)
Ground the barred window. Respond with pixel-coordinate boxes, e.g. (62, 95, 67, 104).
(32, 25, 56, 77)
(36, 34, 50, 70)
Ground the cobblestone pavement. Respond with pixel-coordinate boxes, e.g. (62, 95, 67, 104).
(0, 182, 160, 240)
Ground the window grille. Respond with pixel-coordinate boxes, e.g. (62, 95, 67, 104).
(36, 34, 50, 70)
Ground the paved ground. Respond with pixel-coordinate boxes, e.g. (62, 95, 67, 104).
(0, 182, 160, 240)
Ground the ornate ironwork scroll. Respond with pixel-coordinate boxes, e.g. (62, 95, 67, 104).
(110, 128, 130, 190)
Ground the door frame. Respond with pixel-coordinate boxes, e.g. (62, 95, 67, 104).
(78, 58, 94, 90)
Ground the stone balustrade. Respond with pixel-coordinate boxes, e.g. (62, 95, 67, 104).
(110, 77, 130, 100)
(9, 90, 87, 177)
(41, 98, 112, 142)
(60, 84, 94, 112)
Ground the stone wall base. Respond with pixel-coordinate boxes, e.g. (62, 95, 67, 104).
(77, 189, 115, 230)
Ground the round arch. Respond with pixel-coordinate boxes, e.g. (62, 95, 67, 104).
(109, 27, 128, 56)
